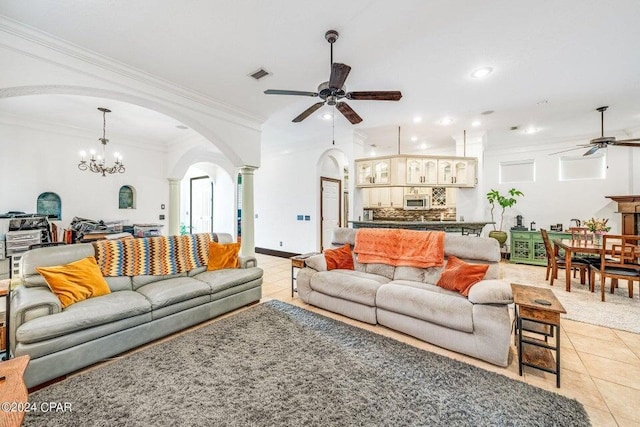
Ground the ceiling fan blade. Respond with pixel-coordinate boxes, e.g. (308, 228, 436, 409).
(347, 91, 403, 101)
(329, 63, 351, 89)
(264, 89, 318, 97)
(583, 146, 602, 156)
(292, 102, 325, 123)
(614, 138, 640, 145)
(336, 102, 363, 124)
(549, 146, 586, 155)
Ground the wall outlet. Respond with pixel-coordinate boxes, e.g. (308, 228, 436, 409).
(279, 241, 283, 247)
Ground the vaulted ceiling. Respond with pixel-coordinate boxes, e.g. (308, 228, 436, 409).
(1, 1, 639, 154)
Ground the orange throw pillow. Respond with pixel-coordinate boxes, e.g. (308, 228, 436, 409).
(436, 255, 489, 296)
(36, 256, 111, 308)
(324, 244, 355, 271)
(207, 241, 241, 271)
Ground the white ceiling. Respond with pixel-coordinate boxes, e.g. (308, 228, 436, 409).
(1, 0, 640, 155)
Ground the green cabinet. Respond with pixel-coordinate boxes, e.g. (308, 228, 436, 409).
(510, 230, 571, 266)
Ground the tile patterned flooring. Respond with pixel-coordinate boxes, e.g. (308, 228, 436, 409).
(256, 254, 640, 427)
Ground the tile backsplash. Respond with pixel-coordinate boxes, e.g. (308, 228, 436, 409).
(370, 207, 456, 222)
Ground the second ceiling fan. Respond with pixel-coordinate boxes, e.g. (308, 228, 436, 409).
(264, 30, 402, 124)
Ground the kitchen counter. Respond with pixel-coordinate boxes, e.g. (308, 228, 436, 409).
(348, 220, 494, 232)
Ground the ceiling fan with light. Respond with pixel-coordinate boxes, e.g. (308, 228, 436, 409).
(552, 106, 640, 156)
(263, 30, 402, 124)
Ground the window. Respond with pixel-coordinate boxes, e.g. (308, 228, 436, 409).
(119, 185, 136, 209)
(499, 160, 535, 183)
(559, 153, 606, 181)
(37, 192, 62, 219)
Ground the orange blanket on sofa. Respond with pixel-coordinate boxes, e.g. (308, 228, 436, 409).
(353, 228, 445, 268)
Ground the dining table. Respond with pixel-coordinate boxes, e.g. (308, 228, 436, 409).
(552, 238, 617, 291)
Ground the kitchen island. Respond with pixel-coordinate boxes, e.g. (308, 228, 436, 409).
(348, 220, 494, 233)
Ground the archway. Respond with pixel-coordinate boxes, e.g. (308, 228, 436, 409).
(317, 149, 349, 250)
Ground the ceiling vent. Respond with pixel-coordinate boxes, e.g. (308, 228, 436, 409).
(248, 68, 270, 80)
(510, 126, 519, 131)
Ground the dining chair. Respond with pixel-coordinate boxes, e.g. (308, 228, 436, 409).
(540, 229, 591, 287)
(589, 234, 640, 301)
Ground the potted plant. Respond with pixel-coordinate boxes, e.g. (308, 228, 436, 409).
(583, 217, 611, 246)
(486, 188, 524, 246)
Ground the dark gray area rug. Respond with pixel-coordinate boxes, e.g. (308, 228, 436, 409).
(26, 300, 590, 427)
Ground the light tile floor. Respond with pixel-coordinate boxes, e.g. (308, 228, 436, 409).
(256, 254, 640, 427)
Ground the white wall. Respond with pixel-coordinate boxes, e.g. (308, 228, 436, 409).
(481, 140, 631, 234)
(255, 132, 354, 253)
(0, 121, 168, 233)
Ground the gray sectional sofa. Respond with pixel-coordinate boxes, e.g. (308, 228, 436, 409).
(296, 228, 513, 366)
(9, 233, 262, 388)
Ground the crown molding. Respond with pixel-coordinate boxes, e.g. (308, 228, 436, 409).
(0, 112, 168, 153)
(0, 16, 265, 130)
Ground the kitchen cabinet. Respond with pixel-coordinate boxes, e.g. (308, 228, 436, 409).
(356, 159, 391, 186)
(406, 157, 438, 185)
(357, 156, 477, 188)
(437, 159, 476, 187)
(510, 230, 571, 266)
(363, 187, 404, 208)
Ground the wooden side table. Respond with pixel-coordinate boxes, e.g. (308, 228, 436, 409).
(290, 253, 320, 297)
(511, 283, 566, 388)
(0, 280, 9, 356)
(0, 355, 30, 427)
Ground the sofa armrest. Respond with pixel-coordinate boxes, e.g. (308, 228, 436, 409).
(467, 280, 513, 305)
(304, 254, 327, 272)
(239, 256, 257, 269)
(10, 285, 62, 349)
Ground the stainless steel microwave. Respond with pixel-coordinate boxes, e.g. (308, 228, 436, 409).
(403, 194, 430, 210)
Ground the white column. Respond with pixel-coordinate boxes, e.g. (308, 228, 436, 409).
(168, 178, 181, 236)
(240, 166, 257, 257)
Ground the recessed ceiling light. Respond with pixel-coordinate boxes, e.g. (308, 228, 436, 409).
(410, 136, 418, 142)
(537, 99, 549, 105)
(369, 149, 376, 156)
(523, 127, 539, 135)
(176, 125, 189, 130)
(413, 116, 423, 123)
(420, 143, 428, 150)
(470, 67, 493, 79)
(438, 117, 453, 126)
(471, 120, 481, 127)
(281, 149, 291, 155)
(320, 112, 333, 120)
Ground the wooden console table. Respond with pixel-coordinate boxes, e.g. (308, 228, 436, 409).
(0, 355, 30, 427)
(511, 283, 566, 388)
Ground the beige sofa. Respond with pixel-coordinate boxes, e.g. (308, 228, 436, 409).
(296, 228, 513, 366)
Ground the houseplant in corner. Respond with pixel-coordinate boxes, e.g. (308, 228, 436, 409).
(486, 188, 524, 246)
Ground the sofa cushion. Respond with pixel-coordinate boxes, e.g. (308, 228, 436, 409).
(36, 256, 111, 308)
(132, 273, 188, 290)
(377, 281, 474, 333)
(16, 291, 151, 344)
(193, 267, 263, 294)
(325, 244, 355, 271)
(207, 241, 240, 271)
(309, 270, 389, 306)
(364, 263, 395, 280)
(136, 277, 212, 310)
(436, 256, 489, 296)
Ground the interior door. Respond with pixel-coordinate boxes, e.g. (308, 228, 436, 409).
(190, 176, 213, 234)
(321, 177, 341, 251)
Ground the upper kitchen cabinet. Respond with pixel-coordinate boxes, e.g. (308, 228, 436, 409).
(437, 159, 476, 187)
(406, 157, 438, 185)
(356, 158, 392, 187)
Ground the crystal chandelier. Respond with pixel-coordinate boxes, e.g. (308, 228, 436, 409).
(78, 107, 125, 176)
